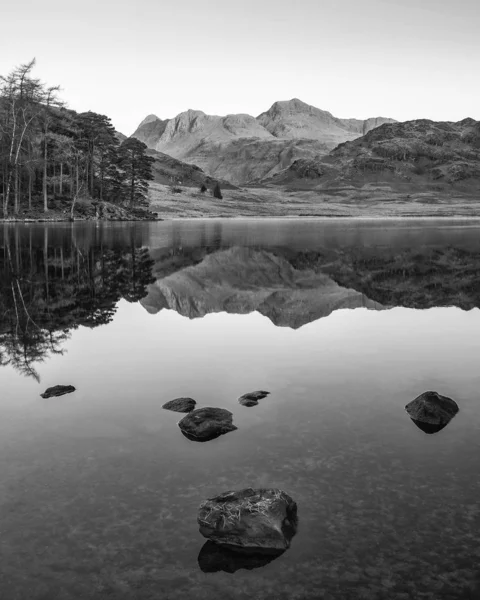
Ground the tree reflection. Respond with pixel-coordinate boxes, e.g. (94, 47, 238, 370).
(0, 227, 154, 381)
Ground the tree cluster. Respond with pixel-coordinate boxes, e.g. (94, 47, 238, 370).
(0, 60, 154, 218)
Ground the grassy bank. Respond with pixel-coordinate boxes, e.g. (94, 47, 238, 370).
(149, 182, 480, 219)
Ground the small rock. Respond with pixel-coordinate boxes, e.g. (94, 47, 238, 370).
(238, 390, 270, 407)
(162, 397, 196, 413)
(178, 407, 237, 442)
(40, 385, 76, 399)
(198, 487, 297, 552)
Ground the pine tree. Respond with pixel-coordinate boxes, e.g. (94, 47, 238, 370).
(117, 138, 154, 207)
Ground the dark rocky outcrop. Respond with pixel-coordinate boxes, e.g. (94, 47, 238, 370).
(405, 391, 459, 434)
(267, 118, 480, 194)
(162, 397, 196, 413)
(198, 488, 297, 552)
(40, 385, 76, 398)
(197, 541, 284, 573)
(238, 390, 270, 407)
(178, 407, 237, 442)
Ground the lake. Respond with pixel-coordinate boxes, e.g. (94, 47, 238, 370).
(1, 219, 480, 600)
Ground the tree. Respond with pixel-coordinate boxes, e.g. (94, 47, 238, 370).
(0, 59, 63, 216)
(117, 138, 154, 207)
(41, 85, 62, 212)
(200, 183, 207, 193)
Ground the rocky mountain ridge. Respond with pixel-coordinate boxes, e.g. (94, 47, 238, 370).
(132, 99, 395, 184)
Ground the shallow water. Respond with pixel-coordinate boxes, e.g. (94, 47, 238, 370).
(1, 219, 480, 600)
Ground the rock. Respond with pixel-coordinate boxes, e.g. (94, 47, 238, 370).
(162, 397, 196, 413)
(198, 487, 297, 552)
(40, 385, 76, 398)
(238, 390, 270, 407)
(405, 391, 459, 434)
(178, 407, 237, 442)
(197, 540, 284, 573)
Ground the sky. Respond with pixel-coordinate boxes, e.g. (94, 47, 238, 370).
(1, 0, 479, 135)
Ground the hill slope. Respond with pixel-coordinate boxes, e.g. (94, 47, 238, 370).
(267, 118, 480, 195)
(147, 148, 234, 189)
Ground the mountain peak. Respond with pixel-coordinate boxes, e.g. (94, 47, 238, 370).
(138, 114, 161, 127)
(260, 98, 327, 118)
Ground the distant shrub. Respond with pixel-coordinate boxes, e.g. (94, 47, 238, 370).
(213, 183, 223, 199)
(412, 163, 426, 175)
(200, 184, 207, 193)
(169, 184, 183, 194)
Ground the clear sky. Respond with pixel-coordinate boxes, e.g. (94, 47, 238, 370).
(1, 0, 478, 135)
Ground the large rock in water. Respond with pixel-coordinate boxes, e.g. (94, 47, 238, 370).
(405, 391, 459, 434)
(198, 488, 298, 552)
(40, 385, 76, 398)
(162, 397, 196, 413)
(178, 407, 237, 442)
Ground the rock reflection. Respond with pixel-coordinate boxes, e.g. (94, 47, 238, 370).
(197, 541, 285, 573)
(409, 419, 448, 434)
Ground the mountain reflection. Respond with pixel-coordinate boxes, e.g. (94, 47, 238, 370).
(2, 223, 480, 380)
(141, 246, 383, 328)
(0, 226, 154, 381)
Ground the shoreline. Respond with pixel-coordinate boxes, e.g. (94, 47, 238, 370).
(3, 214, 480, 224)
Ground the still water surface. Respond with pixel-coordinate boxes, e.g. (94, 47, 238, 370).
(1, 219, 480, 600)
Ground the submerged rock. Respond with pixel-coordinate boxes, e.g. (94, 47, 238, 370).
(198, 488, 297, 552)
(197, 540, 284, 573)
(238, 390, 270, 407)
(405, 391, 459, 434)
(178, 407, 237, 442)
(162, 397, 196, 413)
(40, 385, 76, 399)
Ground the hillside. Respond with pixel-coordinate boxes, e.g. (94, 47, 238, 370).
(132, 99, 394, 185)
(267, 118, 480, 195)
(146, 148, 234, 190)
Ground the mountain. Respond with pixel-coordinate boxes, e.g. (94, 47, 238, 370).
(132, 114, 169, 148)
(267, 118, 480, 194)
(140, 247, 383, 329)
(257, 98, 395, 145)
(132, 100, 395, 185)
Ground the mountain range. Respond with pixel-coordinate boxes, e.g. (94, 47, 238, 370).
(132, 99, 395, 185)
